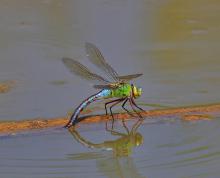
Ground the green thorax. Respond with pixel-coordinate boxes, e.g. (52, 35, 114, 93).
(107, 83, 132, 98)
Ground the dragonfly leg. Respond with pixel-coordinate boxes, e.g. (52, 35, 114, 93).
(122, 98, 136, 116)
(129, 98, 143, 119)
(131, 97, 144, 111)
(105, 98, 125, 130)
(110, 100, 125, 130)
(107, 98, 126, 130)
(121, 98, 133, 133)
(105, 98, 124, 115)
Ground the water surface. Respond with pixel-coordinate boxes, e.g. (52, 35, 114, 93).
(0, 0, 220, 177)
(1, 118, 220, 178)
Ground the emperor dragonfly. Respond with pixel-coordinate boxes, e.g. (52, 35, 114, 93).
(62, 43, 144, 128)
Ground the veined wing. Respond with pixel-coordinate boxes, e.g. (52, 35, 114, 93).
(93, 74, 143, 89)
(93, 83, 122, 89)
(93, 84, 117, 89)
(117, 74, 143, 82)
(62, 58, 109, 84)
(85, 43, 119, 82)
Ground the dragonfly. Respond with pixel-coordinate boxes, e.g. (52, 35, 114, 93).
(62, 42, 144, 128)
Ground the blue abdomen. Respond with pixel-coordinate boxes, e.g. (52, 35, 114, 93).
(68, 89, 111, 126)
(97, 89, 111, 98)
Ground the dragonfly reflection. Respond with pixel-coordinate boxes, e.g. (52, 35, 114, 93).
(68, 119, 144, 157)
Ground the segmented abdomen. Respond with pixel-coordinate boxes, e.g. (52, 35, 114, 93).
(68, 89, 111, 126)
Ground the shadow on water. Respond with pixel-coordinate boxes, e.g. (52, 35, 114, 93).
(68, 119, 146, 178)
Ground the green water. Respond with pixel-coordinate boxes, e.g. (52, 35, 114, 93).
(0, 0, 220, 177)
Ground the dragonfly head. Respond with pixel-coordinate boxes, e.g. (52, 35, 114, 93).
(131, 84, 142, 98)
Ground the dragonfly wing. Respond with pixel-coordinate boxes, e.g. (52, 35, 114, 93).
(93, 83, 123, 89)
(117, 74, 143, 82)
(93, 74, 143, 89)
(85, 43, 119, 82)
(93, 84, 116, 89)
(62, 58, 109, 84)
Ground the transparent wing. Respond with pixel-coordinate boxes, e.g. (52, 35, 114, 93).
(62, 58, 110, 84)
(117, 74, 143, 82)
(92, 74, 142, 89)
(85, 42, 119, 82)
(93, 84, 119, 89)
